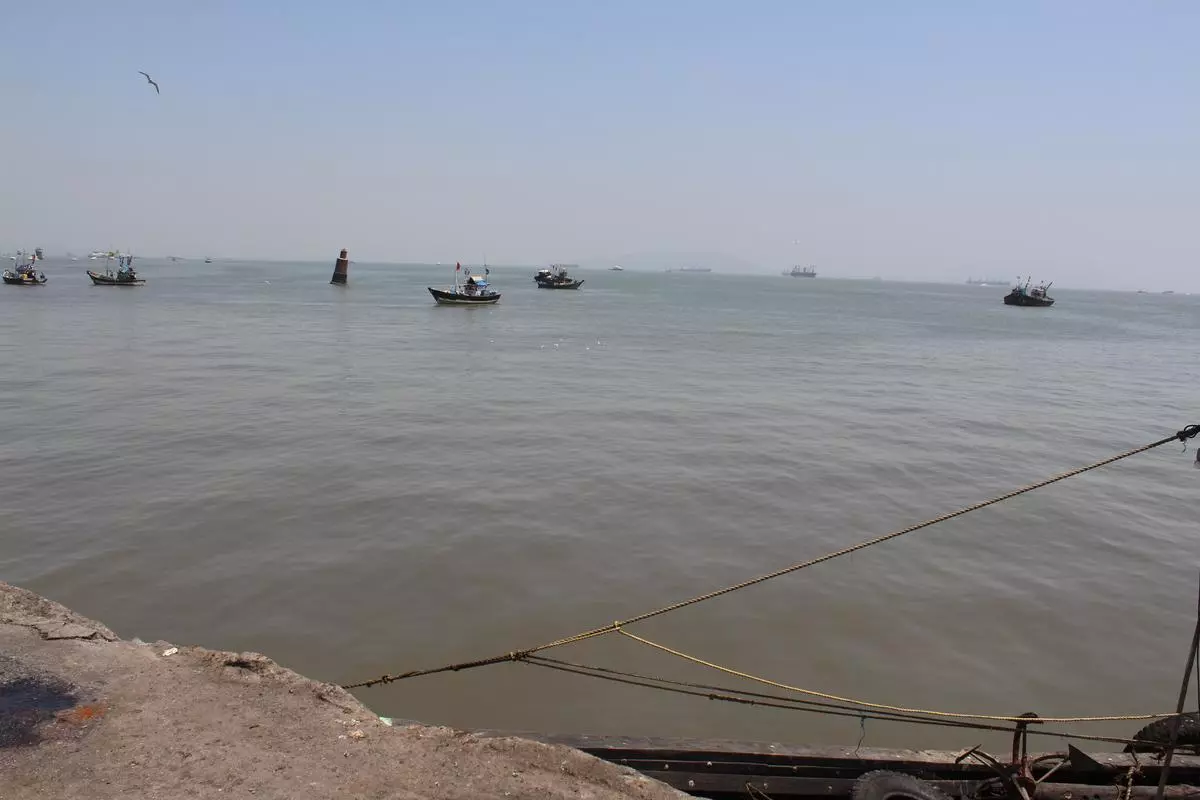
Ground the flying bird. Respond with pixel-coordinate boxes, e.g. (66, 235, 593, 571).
(138, 71, 160, 94)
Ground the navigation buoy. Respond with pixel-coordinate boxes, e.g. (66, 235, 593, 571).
(330, 248, 349, 285)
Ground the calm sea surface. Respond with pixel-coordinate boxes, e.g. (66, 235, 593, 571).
(1, 259, 1197, 750)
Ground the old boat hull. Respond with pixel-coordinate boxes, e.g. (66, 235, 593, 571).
(471, 730, 1200, 800)
(535, 279, 584, 289)
(88, 270, 145, 286)
(1003, 293, 1053, 307)
(3, 272, 47, 286)
(428, 287, 500, 305)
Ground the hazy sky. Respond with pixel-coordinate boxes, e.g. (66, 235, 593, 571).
(2, 2, 1196, 288)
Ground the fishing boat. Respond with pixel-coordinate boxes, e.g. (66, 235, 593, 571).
(474, 728, 1200, 800)
(534, 264, 584, 289)
(428, 262, 500, 305)
(785, 265, 817, 277)
(1003, 277, 1054, 307)
(609, 265, 625, 271)
(87, 254, 145, 286)
(204, 257, 213, 264)
(3, 253, 47, 285)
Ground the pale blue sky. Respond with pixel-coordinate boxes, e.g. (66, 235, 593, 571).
(2, 2, 1196, 288)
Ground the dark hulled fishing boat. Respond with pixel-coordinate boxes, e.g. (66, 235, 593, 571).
(88, 254, 145, 286)
(3, 253, 47, 285)
(3, 267, 47, 285)
(1003, 277, 1054, 307)
(429, 263, 500, 305)
(470, 727, 1200, 800)
(535, 265, 584, 289)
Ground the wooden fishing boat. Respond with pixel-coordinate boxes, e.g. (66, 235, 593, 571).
(88, 270, 145, 286)
(3, 268, 47, 285)
(429, 262, 500, 305)
(3, 254, 47, 285)
(428, 286, 500, 305)
(535, 265, 584, 289)
(88, 255, 144, 286)
(1004, 278, 1054, 307)
(466, 727, 1200, 800)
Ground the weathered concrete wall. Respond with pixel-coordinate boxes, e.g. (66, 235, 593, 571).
(0, 582, 686, 799)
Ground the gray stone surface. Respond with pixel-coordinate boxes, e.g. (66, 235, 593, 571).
(0, 582, 686, 799)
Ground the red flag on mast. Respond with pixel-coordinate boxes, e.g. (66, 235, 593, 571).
(455, 262, 461, 271)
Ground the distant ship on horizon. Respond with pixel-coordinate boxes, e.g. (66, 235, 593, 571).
(668, 266, 712, 273)
(785, 265, 817, 278)
(966, 277, 1009, 286)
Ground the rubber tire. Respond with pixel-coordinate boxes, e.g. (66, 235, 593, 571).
(1125, 712, 1200, 753)
(852, 770, 952, 800)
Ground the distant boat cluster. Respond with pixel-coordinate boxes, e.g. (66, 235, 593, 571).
(17, 248, 1184, 305)
(3, 249, 144, 287)
(424, 261, 588, 304)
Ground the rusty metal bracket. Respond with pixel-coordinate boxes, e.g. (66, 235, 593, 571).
(1013, 712, 1042, 764)
(961, 716, 1049, 800)
(962, 748, 1033, 800)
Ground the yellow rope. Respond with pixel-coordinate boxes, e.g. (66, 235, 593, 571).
(342, 424, 1200, 690)
(618, 629, 1172, 724)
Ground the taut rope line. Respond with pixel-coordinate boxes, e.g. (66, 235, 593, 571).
(343, 423, 1200, 690)
(617, 628, 1175, 724)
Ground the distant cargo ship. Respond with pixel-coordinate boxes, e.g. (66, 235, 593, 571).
(966, 277, 1008, 286)
(785, 265, 817, 277)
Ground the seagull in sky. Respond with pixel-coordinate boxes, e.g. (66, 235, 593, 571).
(138, 71, 160, 94)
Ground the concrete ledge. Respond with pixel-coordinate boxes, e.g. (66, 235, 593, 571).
(0, 581, 686, 799)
